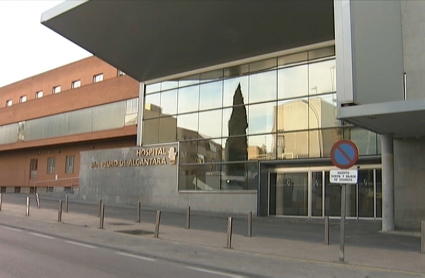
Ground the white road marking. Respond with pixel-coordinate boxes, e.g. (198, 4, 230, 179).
(116, 252, 156, 262)
(1, 226, 22, 232)
(65, 241, 97, 249)
(187, 266, 244, 278)
(29, 232, 55, 239)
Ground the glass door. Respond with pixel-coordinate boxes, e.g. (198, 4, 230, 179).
(275, 172, 308, 216)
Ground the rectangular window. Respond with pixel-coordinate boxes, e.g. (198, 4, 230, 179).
(30, 159, 38, 179)
(6, 100, 12, 106)
(65, 155, 75, 173)
(71, 80, 81, 89)
(19, 96, 27, 103)
(52, 86, 61, 94)
(35, 91, 43, 98)
(47, 157, 55, 174)
(93, 73, 104, 83)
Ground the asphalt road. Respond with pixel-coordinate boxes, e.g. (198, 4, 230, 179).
(0, 225, 244, 278)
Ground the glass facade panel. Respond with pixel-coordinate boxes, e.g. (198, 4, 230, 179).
(325, 171, 341, 216)
(144, 93, 160, 119)
(248, 134, 275, 160)
(277, 131, 309, 159)
(249, 70, 277, 103)
(179, 74, 199, 87)
(160, 89, 177, 116)
(199, 109, 222, 139)
(309, 59, 336, 94)
(161, 80, 179, 91)
(146, 83, 161, 94)
(223, 76, 249, 108)
(178, 85, 199, 114)
(159, 116, 177, 143)
(177, 113, 198, 140)
(199, 81, 223, 111)
(248, 102, 275, 135)
(358, 169, 374, 217)
(276, 98, 308, 132)
(344, 127, 378, 156)
(312, 171, 323, 216)
(276, 172, 308, 216)
(278, 64, 308, 99)
(143, 118, 159, 144)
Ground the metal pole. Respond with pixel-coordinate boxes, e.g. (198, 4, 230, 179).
(185, 206, 190, 229)
(421, 220, 425, 254)
(35, 193, 40, 208)
(58, 200, 62, 222)
(65, 195, 69, 213)
(26, 197, 30, 216)
(136, 202, 141, 223)
(99, 204, 105, 229)
(154, 210, 162, 238)
(0, 193, 2, 211)
(247, 211, 252, 237)
(339, 184, 346, 262)
(325, 216, 329, 245)
(227, 217, 233, 249)
(98, 199, 103, 217)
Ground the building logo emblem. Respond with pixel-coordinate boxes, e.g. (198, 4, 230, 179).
(168, 147, 178, 165)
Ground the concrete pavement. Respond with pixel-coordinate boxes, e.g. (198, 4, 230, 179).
(0, 194, 424, 277)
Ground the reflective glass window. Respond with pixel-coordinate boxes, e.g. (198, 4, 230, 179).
(142, 118, 159, 144)
(344, 127, 378, 155)
(308, 94, 339, 128)
(179, 164, 197, 190)
(278, 64, 308, 99)
(179, 141, 198, 164)
(224, 64, 249, 78)
(358, 169, 375, 218)
(221, 163, 250, 190)
(197, 139, 223, 163)
(146, 83, 161, 94)
(178, 85, 199, 114)
(160, 89, 177, 115)
(223, 76, 249, 108)
(276, 131, 309, 159)
(321, 128, 343, 157)
(199, 109, 222, 139)
(249, 70, 277, 103)
(248, 102, 275, 135)
(177, 113, 198, 140)
(278, 52, 308, 67)
(199, 81, 223, 111)
(309, 59, 336, 95)
(276, 98, 308, 132)
(249, 58, 277, 73)
(223, 106, 248, 138)
(311, 171, 323, 216)
(223, 135, 248, 163)
(179, 74, 199, 87)
(144, 94, 160, 119)
(200, 69, 223, 83)
(159, 116, 177, 143)
(309, 130, 322, 158)
(248, 134, 275, 160)
(161, 80, 179, 91)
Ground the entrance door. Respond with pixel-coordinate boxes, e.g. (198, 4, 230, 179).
(271, 172, 308, 216)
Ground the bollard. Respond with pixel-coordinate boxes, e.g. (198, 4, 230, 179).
(154, 210, 162, 238)
(324, 216, 329, 245)
(65, 195, 69, 213)
(98, 199, 103, 217)
(35, 193, 40, 208)
(421, 220, 425, 254)
(0, 193, 2, 211)
(136, 202, 141, 223)
(185, 206, 190, 229)
(58, 200, 62, 222)
(247, 211, 252, 237)
(26, 197, 30, 216)
(99, 204, 105, 229)
(227, 217, 233, 249)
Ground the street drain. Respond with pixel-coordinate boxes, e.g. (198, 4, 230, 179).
(116, 229, 154, 236)
(108, 222, 132, 226)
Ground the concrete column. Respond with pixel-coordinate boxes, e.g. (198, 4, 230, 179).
(381, 133, 394, 232)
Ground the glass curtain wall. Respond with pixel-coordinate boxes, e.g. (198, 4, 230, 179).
(144, 46, 381, 191)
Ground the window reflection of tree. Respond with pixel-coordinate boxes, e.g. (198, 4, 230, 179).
(225, 83, 248, 176)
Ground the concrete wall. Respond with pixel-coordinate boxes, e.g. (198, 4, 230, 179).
(394, 138, 425, 230)
(79, 144, 257, 214)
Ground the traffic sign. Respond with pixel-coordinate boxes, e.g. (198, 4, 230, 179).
(330, 140, 359, 169)
(330, 169, 358, 184)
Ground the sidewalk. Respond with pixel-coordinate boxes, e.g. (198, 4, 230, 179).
(0, 198, 424, 277)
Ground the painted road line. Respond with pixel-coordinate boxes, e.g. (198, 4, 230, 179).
(0, 226, 22, 232)
(116, 252, 156, 262)
(187, 266, 244, 278)
(65, 240, 97, 249)
(29, 232, 55, 239)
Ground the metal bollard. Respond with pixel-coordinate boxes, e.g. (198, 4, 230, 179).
(247, 211, 252, 237)
(185, 206, 190, 229)
(136, 202, 141, 223)
(0, 193, 2, 211)
(58, 200, 62, 222)
(35, 193, 40, 208)
(421, 220, 425, 254)
(99, 204, 105, 229)
(324, 216, 329, 245)
(26, 197, 30, 216)
(65, 195, 69, 213)
(227, 217, 233, 249)
(154, 210, 162, 238)
(98, 199, 103, 217)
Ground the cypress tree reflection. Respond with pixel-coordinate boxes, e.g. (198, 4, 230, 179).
(225, 83, 248, 177)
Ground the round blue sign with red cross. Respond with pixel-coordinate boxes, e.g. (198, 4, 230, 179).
(330, 140, 359, 169)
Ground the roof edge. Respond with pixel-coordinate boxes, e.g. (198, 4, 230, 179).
(41, 0, 88, 23)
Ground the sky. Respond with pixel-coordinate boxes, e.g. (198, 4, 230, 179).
(0, 1, 91, 87)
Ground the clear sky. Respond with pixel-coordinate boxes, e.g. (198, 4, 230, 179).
(0, 1, 91, 88)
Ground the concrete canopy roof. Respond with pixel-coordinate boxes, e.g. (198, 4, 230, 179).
(41, 0, 334, 83)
